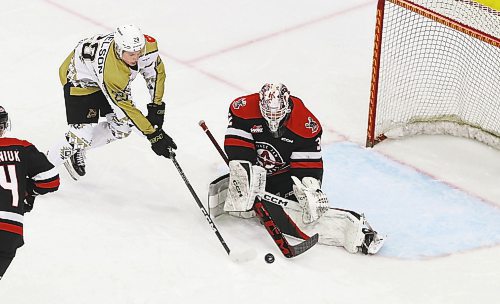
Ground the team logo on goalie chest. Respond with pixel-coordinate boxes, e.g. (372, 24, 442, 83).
(255, 142, 286, 175)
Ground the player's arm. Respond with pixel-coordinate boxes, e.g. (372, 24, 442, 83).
(23, 144, 60, 196)
(290, 130, 323, 182)
(102, 67, 156, 136)
(289, 131, 327, 223)
(102, 50, 176, 158)
(140, 37, 167, 128)
(224, 110, 257, 163)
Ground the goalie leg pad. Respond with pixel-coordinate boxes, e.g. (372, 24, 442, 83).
(283, 205, 385, 254)
(208, 174, 256, 219)
(208, 174, 230, 218)
(224, 160, 266, 212)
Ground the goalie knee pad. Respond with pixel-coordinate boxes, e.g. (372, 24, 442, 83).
(225, 160, 266, 212)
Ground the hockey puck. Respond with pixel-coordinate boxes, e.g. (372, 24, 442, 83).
(264, 253, 275, 264)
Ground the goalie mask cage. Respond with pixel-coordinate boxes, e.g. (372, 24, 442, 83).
(366, 0, 500, 148)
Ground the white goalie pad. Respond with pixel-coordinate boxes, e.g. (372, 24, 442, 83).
(208, 174, 256, 219)
(208, 174, 230, 218)
(283, 201, 385, 254)
(225, 160, 266, 213)
(292, 176, 330, 224)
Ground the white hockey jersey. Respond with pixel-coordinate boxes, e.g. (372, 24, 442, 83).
(59, 32, 166, 135)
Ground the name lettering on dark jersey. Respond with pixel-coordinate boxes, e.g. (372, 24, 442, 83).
(0, 151, 20, 162)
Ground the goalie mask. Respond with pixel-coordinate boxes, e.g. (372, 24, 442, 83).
(114, 24, 146, 59)
(0, 106, 9, 137)
(259, 83, 291, 138)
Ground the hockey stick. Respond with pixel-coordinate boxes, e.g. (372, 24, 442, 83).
(254, 198, 319, 258)
(198, 120, 318, 257)
(170, 154, 256, 262)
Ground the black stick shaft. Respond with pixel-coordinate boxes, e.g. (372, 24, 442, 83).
(171, 156, 231, 255)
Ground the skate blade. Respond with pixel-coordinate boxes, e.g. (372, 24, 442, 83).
(63, 160, 80, 181)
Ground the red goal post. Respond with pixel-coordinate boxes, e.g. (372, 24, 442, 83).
(366, 0, 500, 148)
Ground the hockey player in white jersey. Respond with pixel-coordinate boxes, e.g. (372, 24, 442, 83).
(47, 24, 176, 180)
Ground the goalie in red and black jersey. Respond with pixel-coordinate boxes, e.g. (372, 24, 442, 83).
(209, 83, 385, 255)
(225, 83, 323, 199)
(0, 106, 60, 279)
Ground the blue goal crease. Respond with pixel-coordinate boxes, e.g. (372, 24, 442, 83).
(320, 141, 500, 259)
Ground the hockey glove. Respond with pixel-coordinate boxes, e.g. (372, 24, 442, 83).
(147, 129, 177, 158)
(24, 195, 36, 213)
(292, 176, 330, 224)
(146, 102, 165, 129)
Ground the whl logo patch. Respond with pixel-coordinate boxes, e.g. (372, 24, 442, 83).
(250, 125, 264, 133)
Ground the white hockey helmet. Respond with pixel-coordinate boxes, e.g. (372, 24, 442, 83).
(0, 106, 10, 137)
(259, 83, 291, 135)
(114, 24, 146, 58)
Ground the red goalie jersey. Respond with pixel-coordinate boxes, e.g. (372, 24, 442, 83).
(224, 93, 323, 198)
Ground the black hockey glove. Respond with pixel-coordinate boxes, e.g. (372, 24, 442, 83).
(24, 195, 36, 213)
(146, 102, 165, 129)
(147, 129, 177, 159)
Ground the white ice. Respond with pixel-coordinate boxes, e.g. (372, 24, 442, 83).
(1, 0, 499, 303)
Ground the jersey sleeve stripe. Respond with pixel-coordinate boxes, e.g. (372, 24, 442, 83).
(225, 127, 253, 140)
(290, 151, 322, 160)
(34, 178, 60, 189)
(32, 167, 59, 181)
(0, 211, 24, 224)
(290, 161, 323, 169)
(224, 138, 255, 150)
(0, 222, 23, 235)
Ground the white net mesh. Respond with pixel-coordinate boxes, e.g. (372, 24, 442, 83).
(369, 0, 500, 148)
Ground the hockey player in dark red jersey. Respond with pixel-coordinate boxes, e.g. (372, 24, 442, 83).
(0, 106, 60, 279)
(209, 83, 384, 255)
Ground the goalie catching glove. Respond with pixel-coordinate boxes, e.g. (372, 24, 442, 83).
(292, 176, 329, 224)
(225, 160, 266, 212)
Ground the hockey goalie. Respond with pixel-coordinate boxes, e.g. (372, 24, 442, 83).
(207, 83, 385, 255)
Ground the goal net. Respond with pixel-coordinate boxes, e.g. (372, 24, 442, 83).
(366, 0, 500, 148)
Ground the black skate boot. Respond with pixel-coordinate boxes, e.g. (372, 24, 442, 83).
(64, 149, 86, 180)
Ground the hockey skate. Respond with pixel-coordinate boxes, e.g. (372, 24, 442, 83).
(64, 149, 86, 180)
(360, 217, 385, 255)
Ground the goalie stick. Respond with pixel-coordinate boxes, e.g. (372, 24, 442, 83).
(254, 198, 319, 258)
(170, 153, 255, 262)
(198, 120, 319, 258)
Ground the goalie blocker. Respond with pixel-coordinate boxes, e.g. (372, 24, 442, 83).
(208, 169, 384, 255)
